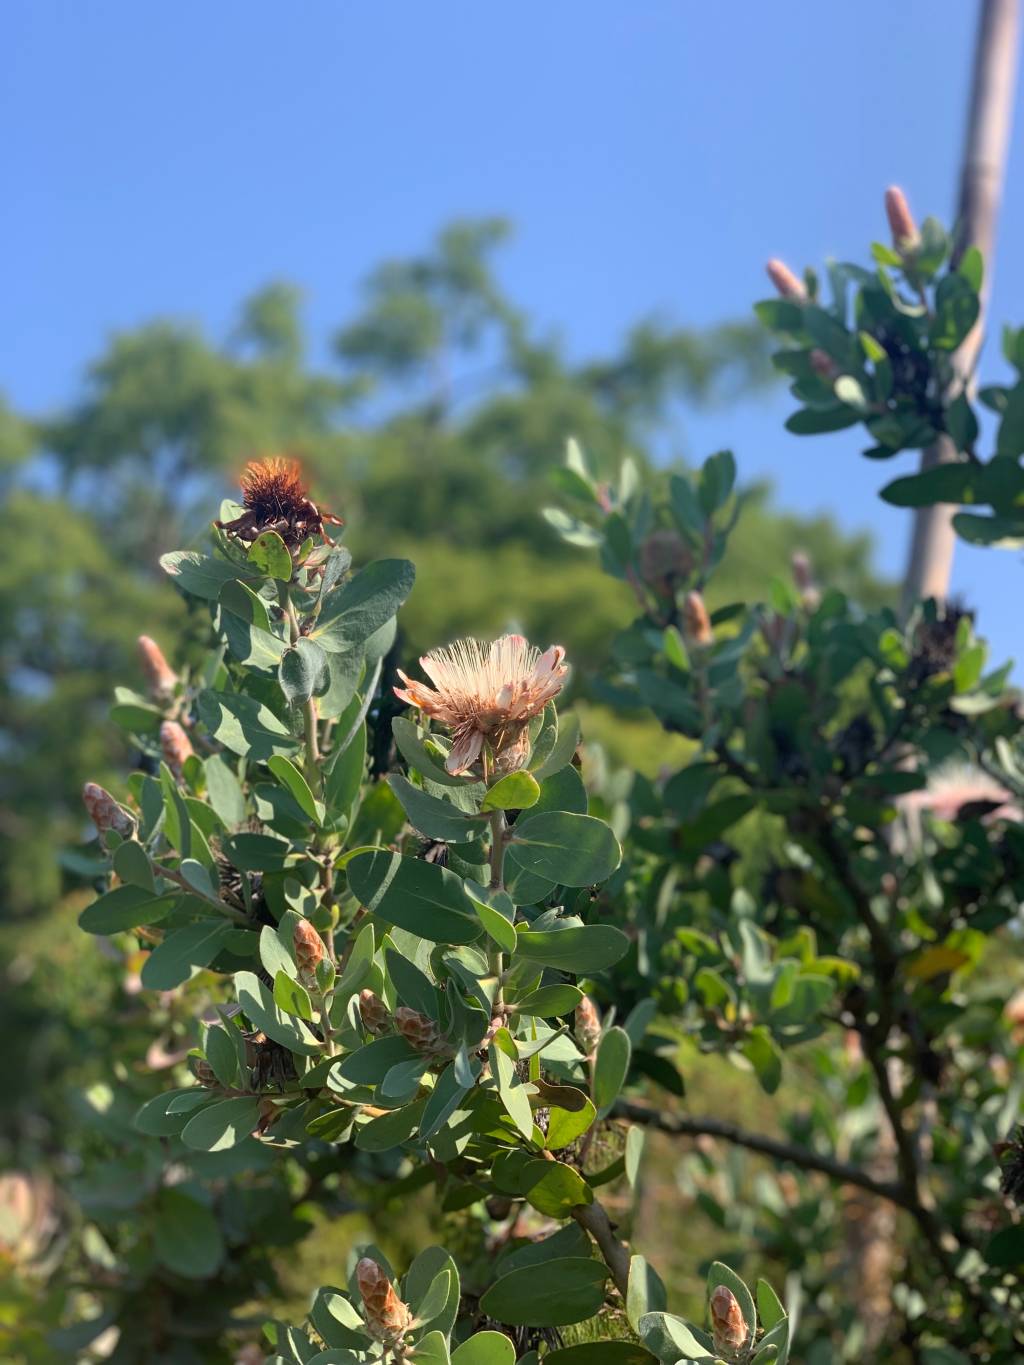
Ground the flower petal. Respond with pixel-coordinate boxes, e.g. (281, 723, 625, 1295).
(446, 727, 483, 775)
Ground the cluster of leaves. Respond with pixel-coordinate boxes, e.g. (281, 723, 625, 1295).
(758, 214, 1024, 549)
(63, 479, 791, 1364)
(547, 424, 1024, 1357)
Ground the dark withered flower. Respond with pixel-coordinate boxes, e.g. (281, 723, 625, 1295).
(216, 456, 342, 550)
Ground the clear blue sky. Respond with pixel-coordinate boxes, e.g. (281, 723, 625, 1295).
(5, 1, 1023, 664)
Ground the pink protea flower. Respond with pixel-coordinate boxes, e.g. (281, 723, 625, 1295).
(394, 634, 568, 776)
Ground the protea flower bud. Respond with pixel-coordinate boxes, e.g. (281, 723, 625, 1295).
(160, 720, 193, 783)
(394, 1005, 449, 1058)
(682, 590, 713, 647)
(293, 919, 324, 988)
(137, 635, 177, 703)
(640, 528, 692, 591)
(884, 185, 919, 248)
(710, 1285, 749, 1358)
(575, 996, 602, 1056)
(358, 990, 391, 1036)
(82, 782, 136, 839)
(190, 1056, 218, 1088)
(356, 1257, 412, 1344)
(766, 258, 807, 300)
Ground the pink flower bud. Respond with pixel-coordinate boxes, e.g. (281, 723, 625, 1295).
(137, 635, 177, 703)
(710, 1285, 749, 1356)
(884, 185, 919, 247)
(683, 590, 713, 647)
(293, 919, 325, 986)
(82, 782, 135, 839)
(160, 720, 193, 783)
(356, 1257, 412, 1344)
(766, 258, 807, 300)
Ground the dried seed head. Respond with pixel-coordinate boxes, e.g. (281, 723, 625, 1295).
(575, 995, 602, 1056)
(216, 455, 342, 550)
(710, 1285, 749, 1358)
(356, 1257, 412, 1344)
(82, 782, 136, 839)
(137, 635, 177, 703)
(293, 919, 325, 986)
(359, 990, 391, 1036)
(160, 721, 194, 783)
(395, 634, 567, 776)
(766, 258, 807, 300)
(884, 185, 919, 248)
(683, 590, 713, 646)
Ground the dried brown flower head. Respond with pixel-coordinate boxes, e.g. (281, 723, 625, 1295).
(710, 1285, 749, 1358)
(137, 635, 177, 703)
(356, 1257, 412, 1344)
(766, 258, 807, 300)
(82, 782, 136, 839)
(160, 720, 194, 783)
(216, 456, 342, 550)
(359, 989, 391, 1036)
(394, 634, 568, 775)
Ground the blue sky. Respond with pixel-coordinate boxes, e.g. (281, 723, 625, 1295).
(5, 1, 1023, 664)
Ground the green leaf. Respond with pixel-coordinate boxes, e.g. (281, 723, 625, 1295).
(180, 1096, 260, 1151)
(204, 755, 246, 827)
(521, 1158, 593, 1216)
(741, 1026, 783, 1094)
(516, 924, 630, 973)
(466, 888, 518, 955)
(160, 550, 249, 601)
(153, 1189, 224, 1278)
(204, 1025, 240, 1089)
(489, 1044, 534, 1139)
(78, 886, 175, 935)
(482, 771, 541, 811)
(134, 1088, 210, 1136)
(354, 1099, 425, 1152)
(450, 1333, 516, 1365)
(593, 1025, 631, 1116)
(420, 1060, 477, 1139)
(198, 690, 299, 760)
(346, 850, 482, 945)
(274, 969, 314, 1021)
(545, 1094, 596, 1150)
(785, 404, 860, 435)
(324, 722, 367, 816)
(514, 984, 583, 1017)
(112, 840, 155, 891)
(532, 712, 581, 781)
(248, 528, 293, 581)
(268, 754, 323, 823)
(388, 775, 480, 841)
(479, 1258, 608, 1327)
(311, 559, 415, 653)
(756, 1279, 787, 1331)
(638, 1312, 712, 1362)
(546, 1346, 658, 1365)
(140, 919, 236, 990)
(931, 273, 980, 351)
(952, 511, 1024, 548)
(279, 638, 331, 707)
(220, 581, 287, 668)
(333, 1035, 419, 1084)
(626, 1256, 668, 1332)
(235, 970, 321, 1054)
(505, 812, 620, 886)
(880, 462, 977, 508)
(387, 949, 439, 1018)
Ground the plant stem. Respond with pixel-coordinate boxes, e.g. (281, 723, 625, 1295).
(571, 1201, 632, 1299)
(487, 808, 508, 1003)
(150, 858, 249, 924)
